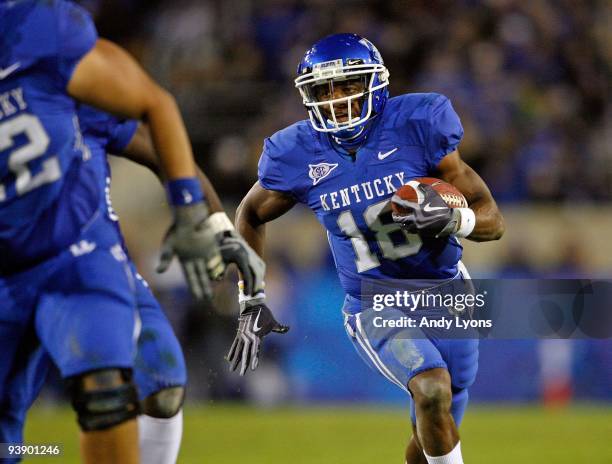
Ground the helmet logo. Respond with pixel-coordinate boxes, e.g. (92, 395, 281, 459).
(312, 59, 344, 79)
(308, 162, 339, 186)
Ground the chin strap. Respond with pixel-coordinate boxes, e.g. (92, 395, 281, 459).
(333, 125, 364, 142)
(331, 110, 383, 152)
(331, 125, 369, 153)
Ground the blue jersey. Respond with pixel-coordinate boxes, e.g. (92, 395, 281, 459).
(76, 104, 138, 229)
(0, 0, 100, 273)
(258, 93, 464, 299)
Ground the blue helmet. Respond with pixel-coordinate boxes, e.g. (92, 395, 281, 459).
(295, 33, 390, 146)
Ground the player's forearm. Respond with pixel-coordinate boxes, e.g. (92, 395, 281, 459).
(235, 201, 266, 259)
(144, 89, 197, 180)
(234, 183, 296, 262)
(437, 152, 504, 241)
(466, 199, 504, 242)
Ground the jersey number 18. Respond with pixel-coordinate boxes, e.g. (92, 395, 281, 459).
(338, 199, 423, 273)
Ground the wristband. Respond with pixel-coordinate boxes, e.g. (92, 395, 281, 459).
(454, 208, 476, 238)
(238, 280, 265, 303)
(167, 177, 204, 206)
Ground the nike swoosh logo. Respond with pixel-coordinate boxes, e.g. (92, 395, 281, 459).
(252, 312, 262, 332)
(377, 147, 398, 160)
(423, 203, 447, 212)
(0, 62, 20, 80)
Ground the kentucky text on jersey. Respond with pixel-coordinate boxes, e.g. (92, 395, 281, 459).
(0, 88, 27, 120)
(319, 171, 406, 211)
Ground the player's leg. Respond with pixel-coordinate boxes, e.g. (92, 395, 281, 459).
(346, 310, 463, 464)
(408, 368, 461, 459)
(408, 336, 478, 464)
(414, 337, 478, 463)
(344, 308, 450, 463)
(132, 270, 187, 464)
(405, 422, 428, 464)
(141, 386, 185, 418)
(408, 263, 478, 463)
(67, 368, 140, 464)
(35, 237, 141, 464)
(138, 387, 184, 464)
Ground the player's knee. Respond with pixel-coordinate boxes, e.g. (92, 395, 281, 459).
(141, 386, 185, 419)
(409, 369, 452, 414)
(66, 368, 140, 432)
(413, 382, 452, 414)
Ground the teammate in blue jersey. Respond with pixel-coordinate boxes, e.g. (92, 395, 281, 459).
(0, 1, 264, 463)
(231, 34, 504, 464)
(1, 104, 191, 463)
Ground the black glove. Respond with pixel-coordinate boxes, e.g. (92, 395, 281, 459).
(391, 184, 460, 238)
(157, 203, 224, 300)
(227, 297, 289, 376)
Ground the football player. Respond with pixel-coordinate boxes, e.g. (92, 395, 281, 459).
(230, 34, 504, 464)
(0, 1, 263, 463)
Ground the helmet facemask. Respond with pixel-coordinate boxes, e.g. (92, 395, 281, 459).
(295, 61, 390, 135)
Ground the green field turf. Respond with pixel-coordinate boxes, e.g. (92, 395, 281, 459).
(22, 403, 612, 463)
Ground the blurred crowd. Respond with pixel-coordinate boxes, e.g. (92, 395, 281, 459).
(59, 0, 612, 404)
(88, 0, 611, 203)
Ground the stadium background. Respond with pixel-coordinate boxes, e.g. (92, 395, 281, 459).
(27, 0, 611, 462)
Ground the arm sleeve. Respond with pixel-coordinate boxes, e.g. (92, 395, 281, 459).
(257, 138, 294, 195)
(426, 95, 464, 170)
(56, 0, 98, 88)
(107, 119, 139, 154)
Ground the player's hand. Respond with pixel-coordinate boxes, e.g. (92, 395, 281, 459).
(227, 297, 289, 376)
(217, 231, 265, 297)
(157, 202, 224, 300)
(391, 183, 460, 238)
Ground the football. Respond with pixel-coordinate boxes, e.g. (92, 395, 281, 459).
(392, 177, 468, 214)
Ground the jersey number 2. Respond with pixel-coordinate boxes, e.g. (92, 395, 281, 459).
(0, 114, 60, 201)
(337, 199, 423, 273)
